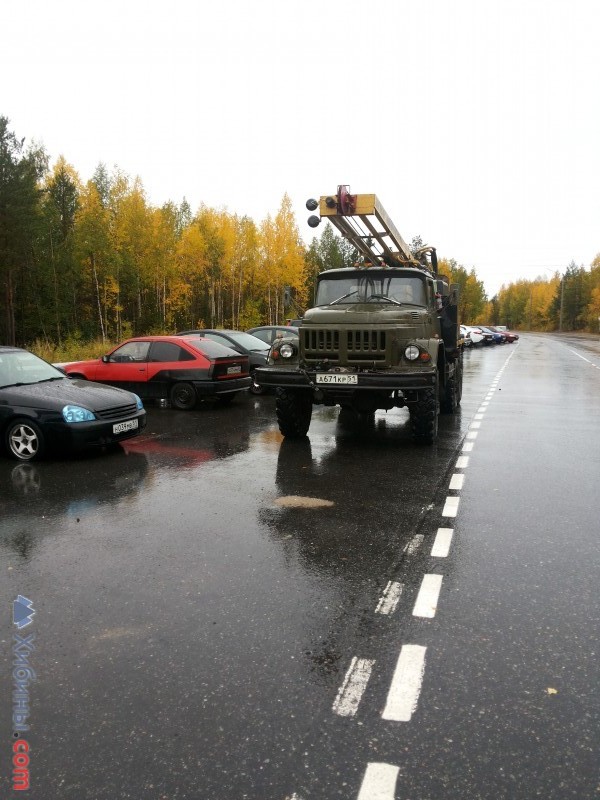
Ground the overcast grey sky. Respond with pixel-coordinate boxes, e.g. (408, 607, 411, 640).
(3, 0, 599, 297)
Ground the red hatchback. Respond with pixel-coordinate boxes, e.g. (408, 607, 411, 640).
(64, 336, 251, 409)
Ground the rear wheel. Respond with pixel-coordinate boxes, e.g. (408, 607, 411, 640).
(409, 380, 439, 444)
(170, 382, 197, 410)
(6, 419, 45, 461)
(275, 388, 313, 438)
(440, 355, 463, 414)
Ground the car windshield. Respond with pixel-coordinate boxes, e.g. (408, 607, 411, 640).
(221, 332, 270, 351)
(315, 273, 427, 307)
(0, 351, 65, 388)
(183, 338, 241, 359)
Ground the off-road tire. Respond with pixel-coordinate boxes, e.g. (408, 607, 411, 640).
(409, 382, 439, 444)
(275, 388, 313, 438)
(440, 355, 463, 414)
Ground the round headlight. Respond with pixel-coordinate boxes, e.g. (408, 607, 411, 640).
(62, 405, 96, 423)
(404, 345, 420, 361)
(279, 343, 295, 358)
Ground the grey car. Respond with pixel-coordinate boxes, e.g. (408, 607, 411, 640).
(177, 329, 271, 394)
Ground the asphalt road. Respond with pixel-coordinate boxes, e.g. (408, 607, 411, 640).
(1, 333, 599, 799)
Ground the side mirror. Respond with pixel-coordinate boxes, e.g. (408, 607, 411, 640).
(102, 355, 109, 363)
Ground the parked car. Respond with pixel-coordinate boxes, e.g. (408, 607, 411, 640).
(177, 329, 270, 395)
(479, 326, 505, 344)
(459, 325, 473, 347)
(0, 347, 146, 461)
(463, 326, 488, 346)
(64, 336, 251, 410)
(246, 325, 299, 346)
(490, 326, 519, 342)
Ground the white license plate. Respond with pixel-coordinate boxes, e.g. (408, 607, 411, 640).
(113, 419, 139, 435)
(227, 365, 242, 374)
(315, 373, 358, 385)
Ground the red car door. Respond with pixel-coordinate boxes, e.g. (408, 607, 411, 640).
(94, 340, 150, 395)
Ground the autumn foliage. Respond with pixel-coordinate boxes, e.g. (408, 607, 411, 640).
(1, 117, 599, 350)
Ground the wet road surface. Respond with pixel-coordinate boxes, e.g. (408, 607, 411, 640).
(1, 333, 599, 799)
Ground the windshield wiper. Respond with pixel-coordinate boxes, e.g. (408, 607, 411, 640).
(37, 376, 65, 383)
(367, 294, 402, 306)
(329, 290, 359, 305)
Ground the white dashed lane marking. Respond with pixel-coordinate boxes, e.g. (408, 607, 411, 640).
(382, 644, 427, 722)
(449, 473, 465, 491)
(442, 496, 460, 517)
(431, 527, 454, 557)
(357, 763, 400, 800)
(412, 574, 443, 618)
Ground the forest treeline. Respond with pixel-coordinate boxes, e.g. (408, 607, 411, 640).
(1, 117, 598, 355)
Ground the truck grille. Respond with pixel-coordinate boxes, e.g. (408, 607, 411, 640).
(302, 329, 387, 363)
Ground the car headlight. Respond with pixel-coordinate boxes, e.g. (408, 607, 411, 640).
(279, 343, 296, 359)
(132, 393, 144, 410)
(404, 345, 420, 361)
(62, 405, 96, 423)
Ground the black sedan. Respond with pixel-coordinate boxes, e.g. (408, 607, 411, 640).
(0, 347, 146, 461)
(177, 329, 270, 394)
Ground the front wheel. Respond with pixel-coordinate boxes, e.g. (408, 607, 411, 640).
(409, 381, 439, 444)
(275, 388, 313, 438)
(6, 419, 45, 461)
(170, 382, 197, 410)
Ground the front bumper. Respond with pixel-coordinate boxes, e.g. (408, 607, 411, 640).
(255, 367, 437, 392)
(47, 409, 147, 450)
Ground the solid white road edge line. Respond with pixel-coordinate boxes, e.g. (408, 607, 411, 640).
(382, 644, 427, 721)
(357, 763, 400, 800)
(403, 534, 424, 555)
(332, 657, 375, 717)
(375, 581, 404, 615)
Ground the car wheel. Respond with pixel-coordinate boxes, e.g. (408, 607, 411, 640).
(170, 382, 197, 410)
(6, 419, 45, 462)
(249, 370, 266, 395)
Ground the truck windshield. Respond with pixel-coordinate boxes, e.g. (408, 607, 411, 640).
(315, 274, 427, 307)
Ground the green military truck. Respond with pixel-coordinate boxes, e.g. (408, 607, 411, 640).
(255, 186, 462, 444)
